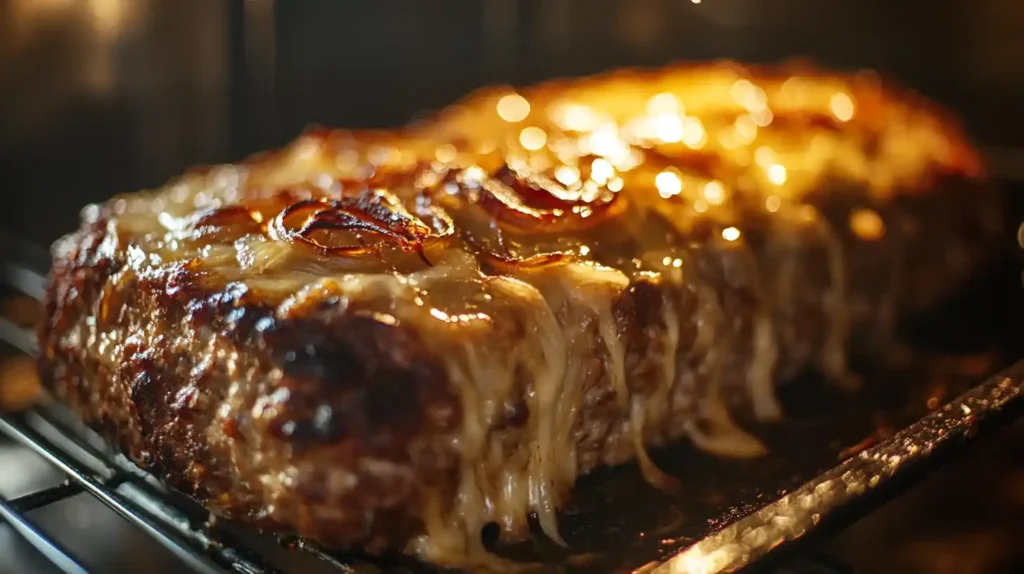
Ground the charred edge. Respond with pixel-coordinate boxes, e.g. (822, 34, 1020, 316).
(245, 313, 464, 550)
(258, 314, 460, 452)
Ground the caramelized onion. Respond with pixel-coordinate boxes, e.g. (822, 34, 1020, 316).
(182, 205, 266, 242)
(474, 246, 570, 275)
(459, 160, 624, 234)
(189, 205, 265, 229)
(268, 190, 454, 261)
(428, 161, 625, 273)
(452, 228, 571, 275)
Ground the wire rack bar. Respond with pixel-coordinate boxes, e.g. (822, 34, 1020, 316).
(0, 497, 91, 574)
(1, 405, 281, 574)
(0, 314, 37, 355)
(0, 414, 232, 574)
(7, 481, 83, 513)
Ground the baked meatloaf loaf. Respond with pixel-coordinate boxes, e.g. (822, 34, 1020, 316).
(38, 61, 1001, 565)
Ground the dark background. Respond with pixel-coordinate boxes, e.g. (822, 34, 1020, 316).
(1, 0, 1024, 248)
(0, 2, 1022, 573)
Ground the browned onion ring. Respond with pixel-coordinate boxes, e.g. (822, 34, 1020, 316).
(188, 205, 265, 229)
(463, 160, 625, 234)
(268, 191, 455, 262)
(427, 162, 619, 273)
(479, 251, 570, 274)
(180, 204, 267, 243)
(460, 233, 570, 274)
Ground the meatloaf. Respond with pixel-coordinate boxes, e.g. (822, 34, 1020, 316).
(37, 61, 1002, 565)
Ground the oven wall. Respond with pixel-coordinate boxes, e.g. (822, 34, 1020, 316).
(0, 0, 1021, 248)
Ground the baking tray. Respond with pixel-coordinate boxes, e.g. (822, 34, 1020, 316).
(0, 195, 1022, 573)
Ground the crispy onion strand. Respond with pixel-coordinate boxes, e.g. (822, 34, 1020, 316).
(461, 233, 571, 274)
(462, 160, 624, 234)
(268, 191, 455, 261)
(188, 205, 265, 229)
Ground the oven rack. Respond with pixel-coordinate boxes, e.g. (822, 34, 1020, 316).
(1, 250, 1021, 574)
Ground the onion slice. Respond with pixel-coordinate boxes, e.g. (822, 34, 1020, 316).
(267, 190, 455, 260)
(457, 159, 624, 234)
(188, 205, 265, 229)
(438, 160, 626, 272)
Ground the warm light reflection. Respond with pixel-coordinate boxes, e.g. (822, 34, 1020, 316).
(648, 92, 681, 116)
(682, 117, 707, 148)
(435, 144, 457, 163)
(555, 165, 581, 187)
(722, 227, 741, 241)
(751, 107, 774, 127)
(588, 123, 628, 160)
(89, 0, 128, 38)
(553, 103, 598, 132)
(767, 164, 788, 185)
(702, 180, 726, 205)
(656, 115, 685, 143)
(718, 132, 737, 150)
(591, 158, 615, 183)
(519, 126, 548, 150)
(734, 115, 757, 144)
(850, 208, 885, 240)
(732, 79, 768, 112)
(830, 92, 855, 122)
(497, 94, 531, 122)
(462, 166, 487, 185)
(430, 308, 491, 324)
(656, 170, 683, 198)
(754, 146, 775, 167)
(660, 256, 684, 268)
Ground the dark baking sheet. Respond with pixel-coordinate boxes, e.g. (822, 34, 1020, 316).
(1, 214, 1022, 574)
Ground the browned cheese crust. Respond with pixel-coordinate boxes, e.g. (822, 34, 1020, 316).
(37, 61, 1002, 564)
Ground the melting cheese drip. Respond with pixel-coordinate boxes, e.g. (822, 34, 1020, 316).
(553, 264, 681, 494)
(414, 258, 700, 557)
(749, 312, 782, 421)
(684, 281, 767, 458)
(655, 284, 682, 427)
(801, 207, 854, 388)
(743, 243, 784, 422)
(520, 262, 631, 543)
